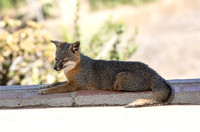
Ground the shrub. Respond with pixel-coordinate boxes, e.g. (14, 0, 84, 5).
(84, 18, 138, 61)
(0, 17, 64, 85)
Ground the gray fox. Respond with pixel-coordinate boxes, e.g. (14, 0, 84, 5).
(39, 40, 173, 107)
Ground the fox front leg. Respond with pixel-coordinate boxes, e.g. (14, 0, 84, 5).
(39, 83, 78, 95)
(39, 81, 68, 89)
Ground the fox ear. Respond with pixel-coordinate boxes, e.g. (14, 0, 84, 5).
(50, 40, 66, 47)
(70, 41, 80, 54)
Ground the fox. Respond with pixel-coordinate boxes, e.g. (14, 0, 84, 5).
(39, 40, 173, 107)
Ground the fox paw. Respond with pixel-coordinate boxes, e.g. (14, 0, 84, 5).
(39, 89, 47, 95)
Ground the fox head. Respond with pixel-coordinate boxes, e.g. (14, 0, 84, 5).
(51, 40, 80, 71)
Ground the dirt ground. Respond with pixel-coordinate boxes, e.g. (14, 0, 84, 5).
(129, 0, 200, 79)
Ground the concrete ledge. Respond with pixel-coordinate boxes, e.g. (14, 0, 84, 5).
(0, 79, 200, 108)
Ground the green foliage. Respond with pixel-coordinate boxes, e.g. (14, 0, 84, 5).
(0, 0, 14, 10)
(81, 18, 138, 61)
(41, 1, 54, 18)
(88, 0, 156, 11)
(86, 19, 124, 58)
(0, 0, 25, 10)
(0, 17, 64, 85)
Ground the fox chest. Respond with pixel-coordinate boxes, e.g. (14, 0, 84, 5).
(64, 66, 80, 79)
(64, 66, 86, 86)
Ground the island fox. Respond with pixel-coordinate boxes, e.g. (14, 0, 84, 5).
(39, 40, 173, 107)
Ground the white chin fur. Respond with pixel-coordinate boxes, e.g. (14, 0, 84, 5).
(64, 61, 77, 73)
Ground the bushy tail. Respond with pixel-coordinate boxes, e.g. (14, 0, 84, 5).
(125, 79, 173, 108)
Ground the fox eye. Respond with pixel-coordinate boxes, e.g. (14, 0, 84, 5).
(61, 60, 66, 65)
(55, 58, 58, 61)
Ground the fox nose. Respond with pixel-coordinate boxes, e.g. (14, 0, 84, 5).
(54, 66, 57, 71)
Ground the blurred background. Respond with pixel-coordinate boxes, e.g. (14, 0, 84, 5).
(0, 0, 199, 86)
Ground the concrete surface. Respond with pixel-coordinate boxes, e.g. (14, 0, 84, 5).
(0, 79, 200, 108)
(0, 106, 200, 132)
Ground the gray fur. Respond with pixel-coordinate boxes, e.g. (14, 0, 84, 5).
(39, 41, 173, 107)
